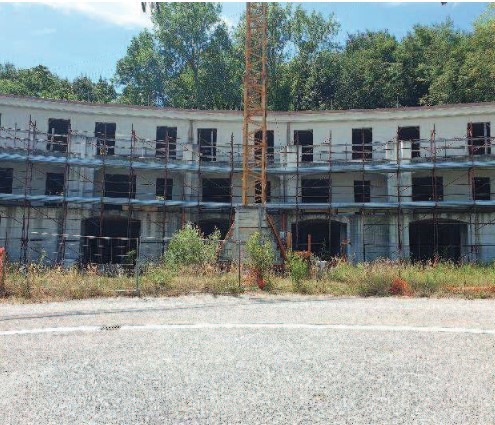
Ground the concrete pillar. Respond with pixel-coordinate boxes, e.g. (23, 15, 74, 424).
(387, 214, 408, 261)
(387, 172, 411, 203)
(182, 144, 198, 202)
(400, 172, 412, 201)
(388, 215, 399, 260)
(232, 206, 281, 263)
(188, 120, 194, 144)
(387, 174, 398, 203)
(349, 216, 363, 263)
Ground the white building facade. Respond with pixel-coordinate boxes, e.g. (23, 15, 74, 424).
(1, 95, 495, 265)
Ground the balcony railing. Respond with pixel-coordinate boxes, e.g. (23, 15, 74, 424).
(1, 126, 495, 168)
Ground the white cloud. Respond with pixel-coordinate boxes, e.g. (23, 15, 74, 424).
(37, 2, 152, 29)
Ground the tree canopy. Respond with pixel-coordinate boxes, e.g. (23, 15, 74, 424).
(0, 64, 116, 103)
(2, 3, 495, 111)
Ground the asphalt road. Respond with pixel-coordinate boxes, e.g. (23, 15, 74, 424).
(1, 295, 494, 424)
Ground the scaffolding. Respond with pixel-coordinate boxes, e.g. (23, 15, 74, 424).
(1, 111, 495, 266)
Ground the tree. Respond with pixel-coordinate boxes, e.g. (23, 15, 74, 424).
(233, 3, 339, 110)
(3, 4, 495, 110)
(335, 31, 401, 109)
(0, 64, 29, 96)
(117, 3, 240, 109)
(292, 50, 342, 110)
(454, 6, 495, 103)
(395, 20, 465, 106)
(263, 2, 293, 110)
(17, 65, 66, 99)
(150, 1, 217, 107)
(287, 6, 339, 110)
(72, 76, 117, 103)
(93, 77, 117, 103)
(72, 76, 95, 102)
(0, 63, 115, 103)
(115, 29, 167, 106)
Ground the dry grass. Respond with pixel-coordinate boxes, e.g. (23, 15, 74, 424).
(2, 264, 136, 303)
(319, 260, 495, 298)
(2, 259, 495, 303)
(253, 259, 495, 298)
(1, 262, 243, 303)
(141, 264, 242, 296)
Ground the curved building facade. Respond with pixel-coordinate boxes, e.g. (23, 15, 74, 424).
(1, 94, 495, 264)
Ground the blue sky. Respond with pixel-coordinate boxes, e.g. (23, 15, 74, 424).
(0, 2, 489, 82)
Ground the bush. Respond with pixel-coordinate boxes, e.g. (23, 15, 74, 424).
(287, 251, 309, 291)
(245, 232, 275, 289)
(164, 223, 220, 269)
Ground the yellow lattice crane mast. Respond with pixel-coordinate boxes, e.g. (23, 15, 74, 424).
(242, 2, 268, 206)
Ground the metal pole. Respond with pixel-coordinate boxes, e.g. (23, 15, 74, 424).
(238, 239, 242, 289)
(135, 237, 141, 297)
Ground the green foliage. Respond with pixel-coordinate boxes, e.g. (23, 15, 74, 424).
(4, 5, 495, 110)
(114, 29, 168, 106)
(118, 3, 495, 110)
(245, 232, 275, 275)
(145, 265, 176, 292)
(0, 63, 116, 103)
(123, 249, 137, 265)
(286, 251, 309, 290)
(396, 21, 467, 106)
(163, 223, 220, 269)
(233, 3, 339, 110)
(73, 76, 116, 103)
(335, 31, 401, 109)
(115, 3, 241, 109)
(357, 275, 391, 297)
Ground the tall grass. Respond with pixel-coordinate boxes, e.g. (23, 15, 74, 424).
(266, 259, 495, 298)
(3, 263, 136, 302)
(142, 263, 242, 296)
(2, 259, 495, 303)
(2, 262, 242, 303)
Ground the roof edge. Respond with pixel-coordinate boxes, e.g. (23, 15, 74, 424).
(1, 94, 495, 120)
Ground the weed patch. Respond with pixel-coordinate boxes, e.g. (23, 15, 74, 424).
(3, 259, 495, 302)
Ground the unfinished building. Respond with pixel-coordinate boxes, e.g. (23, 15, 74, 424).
(1, 94, 495, 265)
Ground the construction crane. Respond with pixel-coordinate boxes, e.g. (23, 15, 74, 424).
(242, 2, 268, 205)
(241, 3, 286, 260)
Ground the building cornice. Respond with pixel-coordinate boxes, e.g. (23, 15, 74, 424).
(1, 94, 495, 124)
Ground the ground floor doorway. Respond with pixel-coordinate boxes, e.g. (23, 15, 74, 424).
(291, 219, 347, 259)
(409, 219, 466, 262)
(197, 218, 231, 239)
(81, 216, 141, 264)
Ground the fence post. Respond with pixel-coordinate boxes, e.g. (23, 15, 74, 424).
(237, 240, 242, 289)
(0, 247, 5, 296)
(135, 237, 141, 297)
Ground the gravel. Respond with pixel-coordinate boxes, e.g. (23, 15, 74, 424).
(1, 295, 494, 424)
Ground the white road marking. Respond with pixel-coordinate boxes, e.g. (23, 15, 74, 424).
(1, 323, 495, 336)
(0, 325, 101, 335)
